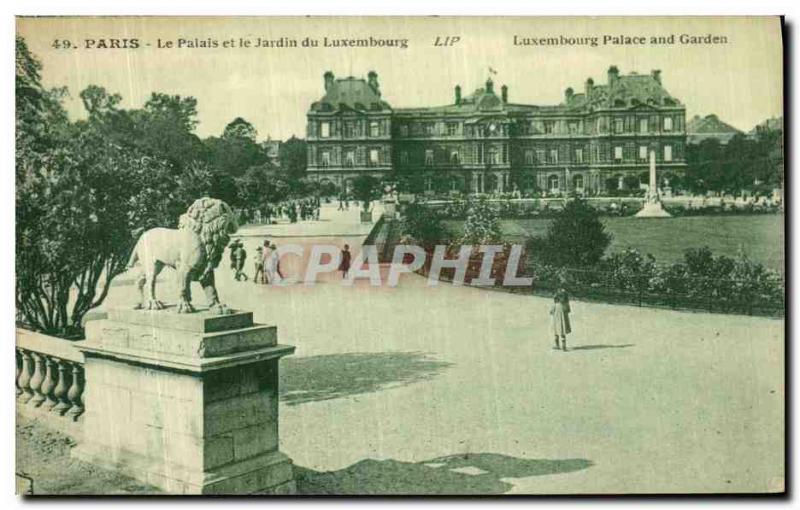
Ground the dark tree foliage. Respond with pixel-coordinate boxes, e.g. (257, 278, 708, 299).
(685, 131, 784, 194)
(278, 136, 308, 185)
(528, 199, 612, 267)
(401, 203, 447, 248)
(351, 175, 382, 211)
(222, 117, 257, 142)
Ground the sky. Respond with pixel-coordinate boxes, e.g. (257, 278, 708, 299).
(17, 16, 783, 140)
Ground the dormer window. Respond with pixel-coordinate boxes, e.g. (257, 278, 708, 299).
(614, 99, 626, 107)
(664, 98, 676, 106)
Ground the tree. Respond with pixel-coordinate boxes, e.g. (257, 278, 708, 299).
(278, 136, 308, 185)
(528, 199, 612, 267)
(352, 175, 381, 211)
(15, 38, 213, 336)
(222, 117, 257, 142)
(205, 135, 268, 179)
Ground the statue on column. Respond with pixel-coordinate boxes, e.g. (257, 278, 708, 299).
(127, 197, 239, 314)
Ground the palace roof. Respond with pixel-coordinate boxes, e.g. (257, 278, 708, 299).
(310, 76, 391, 113)
(687, 114, 742, 144)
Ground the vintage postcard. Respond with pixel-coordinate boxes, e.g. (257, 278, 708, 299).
(15, 16, 784, 495)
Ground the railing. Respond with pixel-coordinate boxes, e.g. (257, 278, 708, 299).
(16, 328, 85, 426)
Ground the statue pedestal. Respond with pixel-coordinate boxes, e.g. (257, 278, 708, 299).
(635, 199, 672, 218)
(72, 307, 296, 494)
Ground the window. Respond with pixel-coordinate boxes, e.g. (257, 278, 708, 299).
(345, 150, 355, 167)
(320, 122, 330, 138)
(544, 121, 554, 134)
(425, 149, 434, 166)
(663, 117, 673, 131)
(399, 124, 408, 137)
(447, 123, 459, 136)
(575, 148, 584, 163)
(664, 145, 673, 162)
(344, 122, 355, 138)
(489, 148, 500, 165)
(536, 149, 546, 165)
(424, 123, 434, 136)
(321, 151, 330, 167)
(639, 145, 648, 161)
(450, 151, 460, 164)
(573, 174, 584, 190)
(614, 118, 624, 134)
(549, 149, 559, 164)
(568, 121, 579, 134)
(369, 149, 379, 166)
(399, 151, 409, 165)
(614, 146, 623, 161)
(370, 121, 380, 137)
(639, 118, 648, 133)
(548, 175, 560, 193)
(525, 150, 534, 165)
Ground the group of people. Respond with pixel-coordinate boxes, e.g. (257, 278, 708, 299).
(229, 239, 284, 284)
(271, 198, 321, 224)
(237, 197, 322, 226)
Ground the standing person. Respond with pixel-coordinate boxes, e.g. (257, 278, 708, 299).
(550, 288, 572, 351)
(339, 244, 351, 279)
(261, 240, 272, 283)
(233, 241, 248, 281)
(253, 246, 264, 284)
(229, 240, 239, 276)
(265, 243, 284, 284)
(338, 193, 345, 211)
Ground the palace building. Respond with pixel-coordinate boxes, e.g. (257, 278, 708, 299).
(306, 66, 687, 195)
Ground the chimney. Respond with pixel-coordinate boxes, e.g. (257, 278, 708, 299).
(565, 87, 574, 103)
(455, 85, 462, 105)
(501, 85, 508, 103)
(585, 77, 594, 96)
(607, 65, 619, 86)
(367, 70, 380, 95)
(651, 69, 662, 84)
(486, 77, 494, 94)
(324, 71, 334, 91)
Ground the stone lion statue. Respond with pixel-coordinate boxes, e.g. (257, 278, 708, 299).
(127, 197, 238, 314)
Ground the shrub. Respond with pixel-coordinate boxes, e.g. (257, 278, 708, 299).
(401, 202, 447, 248)
(460, 199, 502, 244)
(528, 199, 612, 267)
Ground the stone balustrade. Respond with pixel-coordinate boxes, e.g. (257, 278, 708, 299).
(16, 328, 86, 427)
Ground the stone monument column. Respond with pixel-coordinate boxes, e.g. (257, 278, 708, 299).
(635, 149, 671, 218)
(72, 307, 296, 494)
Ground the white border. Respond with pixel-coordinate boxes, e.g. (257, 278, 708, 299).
(3, 2, 796, 509)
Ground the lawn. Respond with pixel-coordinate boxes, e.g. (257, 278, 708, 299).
(446, 214, 785, 272)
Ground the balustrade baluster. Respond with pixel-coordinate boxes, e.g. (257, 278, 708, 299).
(52, 360, 72, 415)
(66, 363, 84, 421)
(41, 356, 58, 409)
(17, 350, 33, 403)
(27, 352, 46, 408)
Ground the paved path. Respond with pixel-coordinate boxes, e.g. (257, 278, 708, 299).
(103, 210, 784, 495)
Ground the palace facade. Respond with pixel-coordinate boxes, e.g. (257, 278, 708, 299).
(306, 66, 687, 195)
